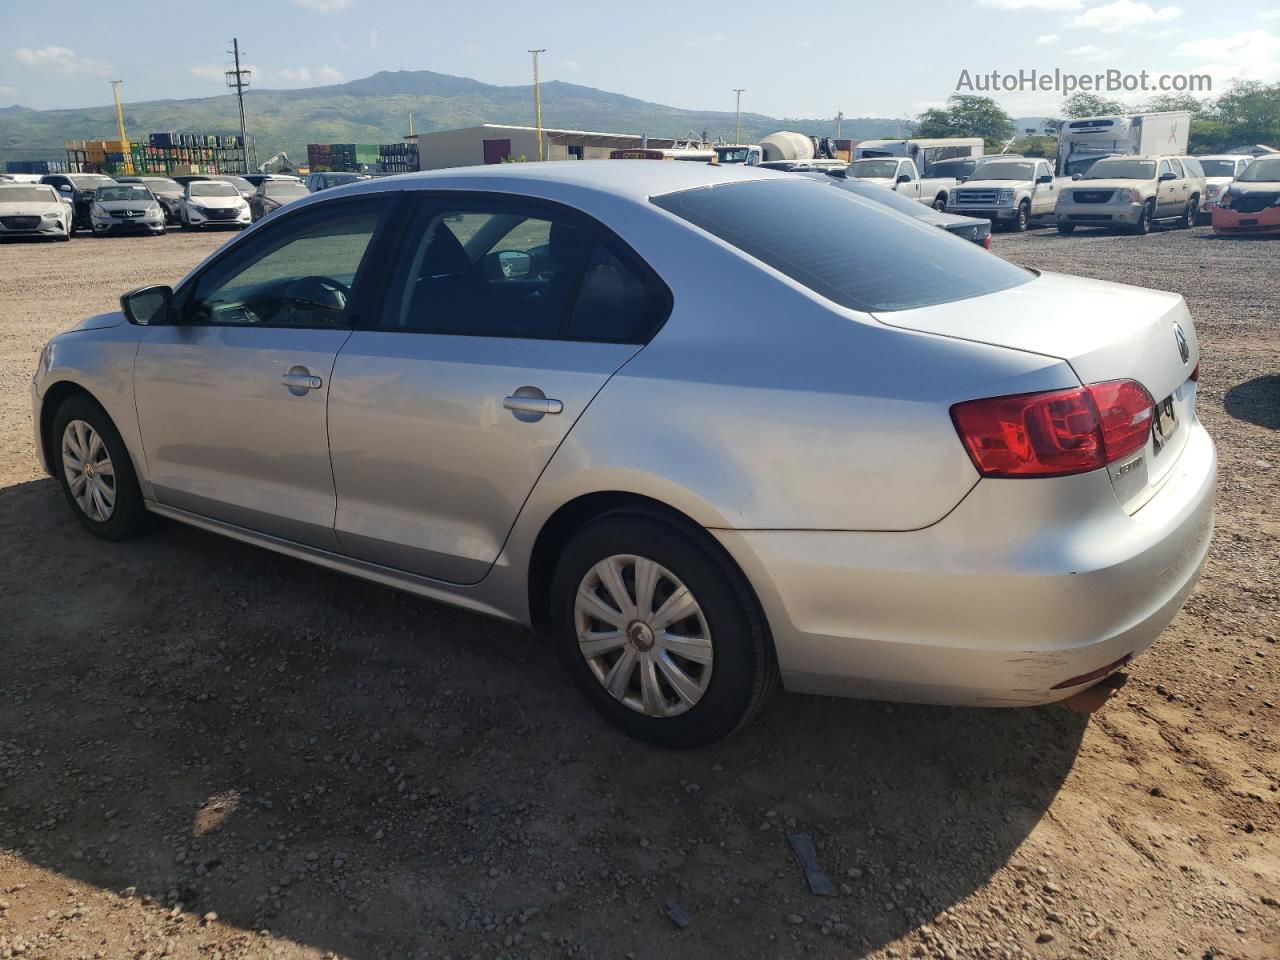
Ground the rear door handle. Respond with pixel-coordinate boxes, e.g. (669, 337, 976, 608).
(503, 395, 563, 415)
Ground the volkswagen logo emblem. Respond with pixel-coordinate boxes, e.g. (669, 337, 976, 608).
(1173, 323, 1190, 364)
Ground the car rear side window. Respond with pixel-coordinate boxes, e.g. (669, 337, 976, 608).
(652, 179, 1031, 312)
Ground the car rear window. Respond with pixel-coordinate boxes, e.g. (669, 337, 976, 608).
(651, 179, 1032, 312)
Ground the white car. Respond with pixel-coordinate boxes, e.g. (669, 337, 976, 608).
(181, 180, 251, 230)
(0, 182, 71, 241)
(1195, 155, 1254, 221)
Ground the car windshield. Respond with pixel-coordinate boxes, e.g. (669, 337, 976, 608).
(1083, 159, 1156, 180)
(850, 159, 901, 179)
(68, 175, 115, 190)
(97, 185, 153, 201)
(652, 179, 1031, 313)
(190, 182, 240, 198)
(715, 147, 754, 163)
(143, 178, 182, 194)
(264, 181, 310, 197)
(1237, 158, 1280, 182)
(0, 185, 58, 203)
(975, 161, 1036, 180)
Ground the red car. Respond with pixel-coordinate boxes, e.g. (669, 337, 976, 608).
(1212, 156, 1280, 236)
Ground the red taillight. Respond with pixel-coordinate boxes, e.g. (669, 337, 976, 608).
(981, 234, 993, 251)
(951, 380, 1153, 478)
(1190, 362, 1200, 382)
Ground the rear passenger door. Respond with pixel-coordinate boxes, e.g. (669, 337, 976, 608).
(326, 194, 670, 584)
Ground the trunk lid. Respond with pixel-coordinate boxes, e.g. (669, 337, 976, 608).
(874, 271, 1200, 513)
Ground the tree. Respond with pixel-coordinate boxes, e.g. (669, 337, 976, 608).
(1141, 93, 1208, 115)
(914, 95, 1014, 147)
(1209, 80, 1280, 147)
(1060, 93, 1128, 118)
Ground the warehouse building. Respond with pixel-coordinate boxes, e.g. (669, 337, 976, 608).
(409, 124, 683, 170)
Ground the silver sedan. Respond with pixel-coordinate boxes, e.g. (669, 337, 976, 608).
(31, 162, 1216, 747)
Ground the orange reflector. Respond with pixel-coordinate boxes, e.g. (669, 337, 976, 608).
(1050, 652, 1133, 690)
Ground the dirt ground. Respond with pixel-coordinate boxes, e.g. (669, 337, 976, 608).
(0, 222, 1276, 960)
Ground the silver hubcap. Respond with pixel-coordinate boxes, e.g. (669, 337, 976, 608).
(61, 420, 116, 522)
(574, 554, 713, 718)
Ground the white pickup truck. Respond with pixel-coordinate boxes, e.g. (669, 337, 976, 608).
(847, 157, 955, 210)
(946, 157, 1061, 231)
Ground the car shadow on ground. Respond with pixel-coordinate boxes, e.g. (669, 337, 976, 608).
(0, 476, 1088, 959)
(1225, 375, 1280, 430)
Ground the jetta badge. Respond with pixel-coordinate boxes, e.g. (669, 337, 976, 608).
(1173, 323, 1190, 364)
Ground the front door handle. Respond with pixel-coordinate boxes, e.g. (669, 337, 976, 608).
(282, 366, 322, 396)
(504, 395, 563, 415)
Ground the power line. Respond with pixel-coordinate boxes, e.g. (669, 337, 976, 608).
(226, 38, 252, 173)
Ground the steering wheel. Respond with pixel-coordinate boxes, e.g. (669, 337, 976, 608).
(283, 275, 352, 313)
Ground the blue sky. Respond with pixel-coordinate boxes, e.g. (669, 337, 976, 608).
(0, 0, 1277, 118)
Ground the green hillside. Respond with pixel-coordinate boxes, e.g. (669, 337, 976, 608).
(0, 70, 901, 167)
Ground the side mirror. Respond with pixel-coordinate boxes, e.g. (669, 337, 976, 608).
(1071, 173, 1083, 181)
(1037, 174, 1053, 184)
(493, 250, 532, 279)
(896, 174, 911, 184)
(957, 175, 970, 183)
(120, 284, 173, 326)
(59, 184, 72, 193)
(1159, 171, 1176, 181)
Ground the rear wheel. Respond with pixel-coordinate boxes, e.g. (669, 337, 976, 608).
(1177, 197, 1197, 229)
(51, 395, 149, 541)
(549, 512, 775, 748)
(1057, 223, 1076, 235)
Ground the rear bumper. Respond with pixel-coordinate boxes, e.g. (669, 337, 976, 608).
(715, 422, 1216, 707)
(1212, 206, 1280, 236)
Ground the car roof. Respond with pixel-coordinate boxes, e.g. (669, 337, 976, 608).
(1194, 154, 1252, 160)
(340, 159, 781, 203)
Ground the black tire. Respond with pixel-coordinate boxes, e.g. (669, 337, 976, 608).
(1014, 201, 1030, 232)
(932, 194, 947, 212)
(68, 220, 78, 238)
(549, 511, 776, 748)
(1057, 223, 1076, 235)
(1131, 200, 1154, 235)
(57, 229, 71, 242)
(51, 395, 149, 541)
(1177, 197, 1197, 229)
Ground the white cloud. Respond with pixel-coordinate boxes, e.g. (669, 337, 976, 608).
(1066, 1, 1182, 33)
(13, 46, 112, 75)
(1065, 44, 1118, 60)
(369, 29, 378, 49)
(294, 0, 352, 12)
(1035, 33, 1061, 44)
(975, 0, 1081, 9)
(0, 84, 16, 103)
(189, 65, 226, 83)
(1258, 7, 1280, 20)
(1177, 30, 1280, 84)
(558, 60, 580, 70)
(277, 64, 345, 84)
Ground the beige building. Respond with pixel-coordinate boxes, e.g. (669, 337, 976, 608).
(409, 124, 682, 170)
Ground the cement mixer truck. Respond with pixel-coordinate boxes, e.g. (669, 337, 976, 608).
(713, 131, 849, 167)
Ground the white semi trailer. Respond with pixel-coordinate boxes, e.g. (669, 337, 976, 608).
(1055, 111, 1191, 178)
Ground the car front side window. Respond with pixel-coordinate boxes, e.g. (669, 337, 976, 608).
(182, 199, 385, 328)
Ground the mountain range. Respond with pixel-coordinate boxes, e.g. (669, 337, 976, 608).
(0, 69, 911, 167)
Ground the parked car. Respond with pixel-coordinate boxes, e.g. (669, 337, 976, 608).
(0, 182, 72, 241)
(115, 176, 184, 224)
(802, 171, 993, 248)
(39, 172, 116, 234)
(180, 179, 251, 230)
(1212, 155, 1280, 236)
(249, 178, 311, 221)
(89, 183, 166, 236)
(847, 157, 955, 210)
(1055, 156, 1201, 234)
(31, 164, 1214, 747)
(946, 157, 1059, 232)
(208, 174, 256, 202)
(243, 173, 303, 189)
(926, 156, 987, 183)
(1194, 155, 1253, 222)
(304, 171, 371, 192)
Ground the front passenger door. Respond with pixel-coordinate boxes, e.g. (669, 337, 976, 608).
(134, 197, 388, 548)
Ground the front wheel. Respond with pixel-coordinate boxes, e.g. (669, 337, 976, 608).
(1131, 200, 1154, 235)
(932, 195, 946, 212)
(51, 395, 149, 541)
(549, 512, 775, 748)
(1014, 201, 1030, 232)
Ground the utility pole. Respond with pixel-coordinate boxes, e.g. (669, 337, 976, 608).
(835, 110, 844, 139)
(733, 88, 745, 145)
(226, 38, 252, 173)
(109, 80, 133, 174)
(528, 49, 546, 161)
